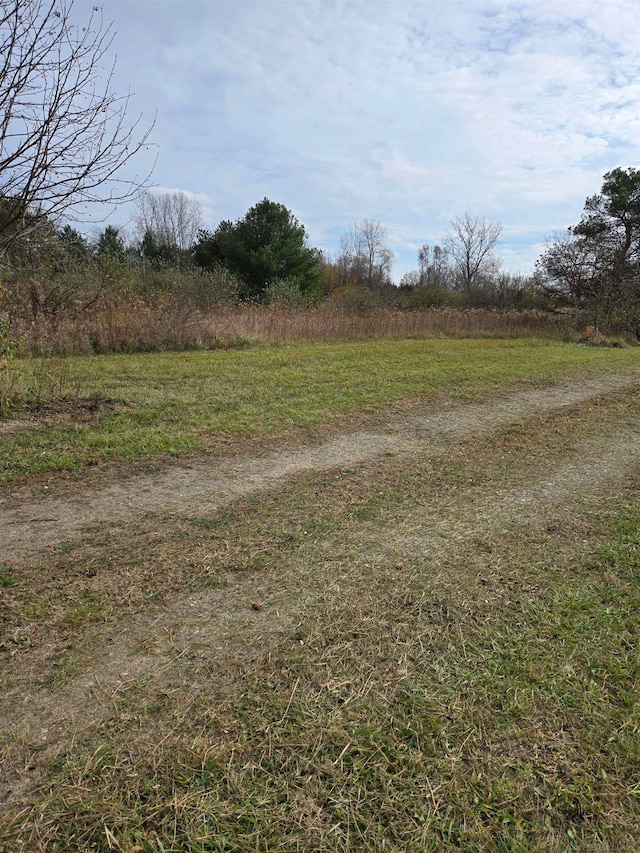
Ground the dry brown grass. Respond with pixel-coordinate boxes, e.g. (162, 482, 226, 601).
(12, 300, 570, 356)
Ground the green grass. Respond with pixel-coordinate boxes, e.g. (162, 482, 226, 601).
(0, 566, 16, 588)
(3, 387, 640, 850)
(4, 487, 640, 851)
(1, 338, 639, 482)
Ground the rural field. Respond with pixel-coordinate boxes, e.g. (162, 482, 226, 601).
(2, 337, 640, 851)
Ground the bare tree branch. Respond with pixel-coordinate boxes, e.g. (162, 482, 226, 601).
(337, 219, 393, 289)
(134, 190, 204, 252)
(444, 214, 502, 289)
(0, 0, 155, 259)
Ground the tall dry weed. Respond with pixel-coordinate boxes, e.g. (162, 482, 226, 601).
(11, 302, 571, 357)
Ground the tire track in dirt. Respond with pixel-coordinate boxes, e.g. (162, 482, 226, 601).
(2, 369, 639, 565)
(1, 371, 640, 808)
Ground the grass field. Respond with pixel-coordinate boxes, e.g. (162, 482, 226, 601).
(2, 338, 640, 851)
(2, 337, 640, 483)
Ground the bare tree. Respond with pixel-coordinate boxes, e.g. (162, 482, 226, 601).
(418, 243, 453, 288)
(134, 190, 204, 252)
(444, 214, 502, 289)
(337, 219, 393, 289)
(538, 229, 617, 332)
(0, 0, 154, 260)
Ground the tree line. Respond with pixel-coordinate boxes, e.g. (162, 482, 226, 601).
(1, 1, 639, 335)
(0, 191, 544, 314)
(3, 170, 640, 330)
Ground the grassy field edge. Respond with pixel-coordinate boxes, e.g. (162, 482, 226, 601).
(2, 337, 640, 485)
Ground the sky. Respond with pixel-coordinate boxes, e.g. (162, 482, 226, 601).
(70, 0, 640, 282)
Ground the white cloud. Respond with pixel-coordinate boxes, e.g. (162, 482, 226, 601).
(382, 157, 430, 189)
(70, 0, 640, 279)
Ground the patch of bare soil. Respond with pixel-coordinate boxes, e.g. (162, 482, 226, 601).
(0, 417, 36, 437)
(1, 369, 640, 809)
(1, 370, 639, 565)
(0, 398, 127, 436)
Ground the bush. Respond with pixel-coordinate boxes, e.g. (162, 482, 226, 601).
(131, 264, 241, 307)
(3, 257, 135, 319)
(328, 285, 388, 311)
(397, 283, 454, 310)
(263, 278, 316, 308)
(0, 307, 16, 416)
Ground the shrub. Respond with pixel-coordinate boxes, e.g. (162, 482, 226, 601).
(263, 278, 316, 308)
(0, 306, 16, 416)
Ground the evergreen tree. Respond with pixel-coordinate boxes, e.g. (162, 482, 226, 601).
(194, 199, 321, 300)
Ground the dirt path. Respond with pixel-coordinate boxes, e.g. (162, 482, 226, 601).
(1, 369, 640, 812)
(2, 369, 639, 565)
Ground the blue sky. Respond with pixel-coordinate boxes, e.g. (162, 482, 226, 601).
(73, 0, 640, 281)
